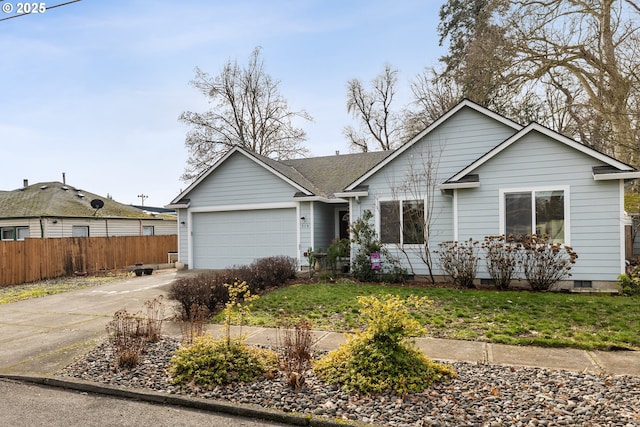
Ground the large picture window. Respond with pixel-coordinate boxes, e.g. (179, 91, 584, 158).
(504, 189, 565, 243)
(380, 200, 425, 245)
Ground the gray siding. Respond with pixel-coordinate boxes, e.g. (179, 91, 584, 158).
(187, 151, 300, 207)
(356, 106, 518, 275)
(176, 209, 189, 265)
(457, 130, 624, 281)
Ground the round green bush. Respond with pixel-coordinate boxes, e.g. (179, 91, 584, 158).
(168, 335, 278, 387)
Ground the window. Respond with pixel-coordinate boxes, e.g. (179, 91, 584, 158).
(1, 227, 29, 241)
(72, 226, 89, 237)
(1, 227, 14, 241)
(142, 226, 155, 236)
(380, 200, 425, 245)
(503, 189, 565, 243)
(16, 227, 29, 240)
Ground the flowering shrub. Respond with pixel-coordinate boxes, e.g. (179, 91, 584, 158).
(436, 238, 480, 288)
(520, 234, 577, 291)
(481, 235, 522, 290)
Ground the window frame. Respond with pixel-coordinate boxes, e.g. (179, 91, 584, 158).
(142, 225, 155, 236)
(1, 226, 30, 241)
(71, 225, 90, 238)
(378, 198, 425, 246)
(499, 185, 570, 245)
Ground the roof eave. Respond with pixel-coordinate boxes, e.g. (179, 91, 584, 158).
(439, 181, 481, 190)
(593, 171, 640, 181)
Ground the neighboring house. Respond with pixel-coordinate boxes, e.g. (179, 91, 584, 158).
(0, 181, 177, 239)
(168, 99, 640, 288)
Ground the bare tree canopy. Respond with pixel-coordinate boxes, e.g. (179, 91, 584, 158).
(179, 47, 311, 181)
(435, 0, 640, 166)
(343, 64, 404, 152)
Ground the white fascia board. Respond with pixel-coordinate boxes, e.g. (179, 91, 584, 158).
(188, 202, 298, 213)
(294, 196, 348, 203)
(165, 202, 190, 209)
(439, 181, 480, 190)
(334, 191, 369, 198)
(344, 100, 523, 191)
(593, 171, 640, 181)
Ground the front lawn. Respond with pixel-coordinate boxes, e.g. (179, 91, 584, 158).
(230, 282, 640, 351)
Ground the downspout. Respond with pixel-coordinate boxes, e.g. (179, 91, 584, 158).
(105, 218, 109, 237)
(39, 217, 44, 238)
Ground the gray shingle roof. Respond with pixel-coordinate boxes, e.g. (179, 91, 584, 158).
(0, 182, 158, 219)
(246, 150, 391, 198)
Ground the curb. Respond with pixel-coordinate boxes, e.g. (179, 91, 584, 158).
(0, 374, 375, 427)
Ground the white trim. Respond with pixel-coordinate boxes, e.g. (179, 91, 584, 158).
(188, 202, 297, 213)
(296, 203, 301, 269)
(310, 201, 315, 250)
(452, 189, 459, 241)
(449, 123, 635, 184)
(498, 185, 571, 245)
(334, 191, 369, 198)
(619, 180, 626, 274)
(187, 210, 193, 269)
(345, 99, 523, 191)
(593, 171, 640, 181)
(440, 181, 480, 190)
(376, 196, 426, 247)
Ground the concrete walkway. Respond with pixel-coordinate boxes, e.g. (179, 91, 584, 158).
(0, 269, 638, 426)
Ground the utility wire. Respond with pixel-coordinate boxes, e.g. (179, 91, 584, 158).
(0, 0, 82, 23)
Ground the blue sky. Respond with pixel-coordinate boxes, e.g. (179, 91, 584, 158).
(1, 0, 445, 207)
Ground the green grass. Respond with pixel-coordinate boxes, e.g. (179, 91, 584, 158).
(225, 283, 640, 351)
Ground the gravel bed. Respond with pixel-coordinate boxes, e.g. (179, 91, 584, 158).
(58, 336, 640, 426)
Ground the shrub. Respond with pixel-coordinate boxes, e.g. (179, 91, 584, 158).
(178, 303, 210, 344)
(168, 335, 278, 387)
(277, 319, 315, 390)
(520, 234, 577, 291)
(481, 235, 522, 290)
(105, 309, 146, 369)
(168, 272, 228, 318)
(143, 295, 165, 342)
(313, 294, 455, 394)
(436, 239, 480, 288)
(250, 256, 297, 290)
(618, 265, 640, 296)
(169, 280, 277, 387)
(350, 210, 406, 283)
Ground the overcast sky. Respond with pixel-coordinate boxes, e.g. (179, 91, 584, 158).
(1, 0, 444, 207)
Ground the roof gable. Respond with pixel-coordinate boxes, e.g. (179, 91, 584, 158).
(169, 146, 393, 204)
(443, 122, 640, 187)
(0, 182, 155, 219)
(345, 99, 523, 191)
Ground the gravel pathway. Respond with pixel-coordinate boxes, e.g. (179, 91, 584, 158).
(58, 336, 640, 426)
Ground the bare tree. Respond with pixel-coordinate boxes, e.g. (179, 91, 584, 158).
(179, 47, 311, 181)
(504, 0, 640, 164)
(344, 64, 403, 152)
(384, 143, 444, 283)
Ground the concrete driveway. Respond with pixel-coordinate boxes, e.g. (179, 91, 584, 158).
(0, 270, 180, 375)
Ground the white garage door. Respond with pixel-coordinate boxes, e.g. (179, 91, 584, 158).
(191, 208, 297, 269)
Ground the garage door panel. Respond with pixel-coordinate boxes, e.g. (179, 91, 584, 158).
(192, 208, 296, 269)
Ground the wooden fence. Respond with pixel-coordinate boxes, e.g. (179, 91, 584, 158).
(0, 235, 177, 286)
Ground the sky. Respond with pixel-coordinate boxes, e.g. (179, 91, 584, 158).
(1, 0, 445, 207)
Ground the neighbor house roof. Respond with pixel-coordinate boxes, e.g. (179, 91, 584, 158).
(0, 181, 161, 219)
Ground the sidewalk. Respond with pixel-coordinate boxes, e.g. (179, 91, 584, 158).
(216, 325, 640, 377)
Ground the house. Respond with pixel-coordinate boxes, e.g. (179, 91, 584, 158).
(0, 180, 177, 239)
(168, 99, 640, 289)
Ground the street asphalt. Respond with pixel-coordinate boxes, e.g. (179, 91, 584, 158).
(0, 269, 638, 426)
